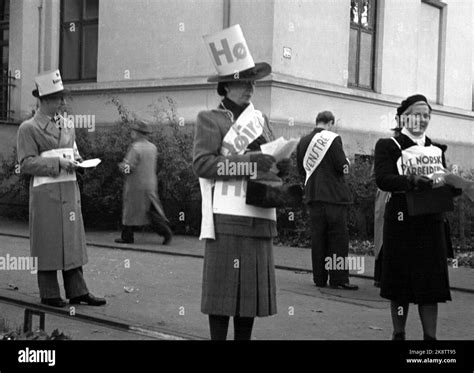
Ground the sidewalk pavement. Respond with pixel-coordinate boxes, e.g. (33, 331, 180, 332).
(0, 216, 472, 292)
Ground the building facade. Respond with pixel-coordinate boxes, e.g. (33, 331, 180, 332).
(2, 0, 474, 169)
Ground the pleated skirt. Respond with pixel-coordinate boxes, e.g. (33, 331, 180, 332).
(201, 233, 277, 317)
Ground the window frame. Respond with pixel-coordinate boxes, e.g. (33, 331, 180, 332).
(59, 0, 99, 82)
(348, 0, 377, 91)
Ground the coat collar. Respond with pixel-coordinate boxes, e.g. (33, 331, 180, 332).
(34, 110, 55, 130)
(395, 133, 436, 148)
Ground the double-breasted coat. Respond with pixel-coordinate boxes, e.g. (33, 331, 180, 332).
(121, 139, 166, 226)
(16, 111, 88, 271)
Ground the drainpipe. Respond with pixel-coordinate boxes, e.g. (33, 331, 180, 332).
(37, 0, 44, 73)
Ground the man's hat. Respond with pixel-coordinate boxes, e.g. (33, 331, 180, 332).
(130, 121, 152, 134)
(32, 69, 65, 98)
(203, 24, 271, 84)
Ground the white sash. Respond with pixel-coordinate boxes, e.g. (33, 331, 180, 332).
(33, 148, 76, 188)
(303, 130, 338, 185)
(198, 103, 276, 240)
(391, 138, 444, 177)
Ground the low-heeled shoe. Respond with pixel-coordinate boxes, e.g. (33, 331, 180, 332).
(41, 298, 67, 308)
(69, 293, 106, 306)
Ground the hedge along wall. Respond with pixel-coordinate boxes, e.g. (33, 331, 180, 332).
(0, 96, 472, 250)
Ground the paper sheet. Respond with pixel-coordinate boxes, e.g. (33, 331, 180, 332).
(77, 158, 101, 168)
(260, 137, 300, 161)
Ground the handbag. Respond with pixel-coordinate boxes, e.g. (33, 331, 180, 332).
(405, 185, 454, 216)
(246, 178, 303, 208)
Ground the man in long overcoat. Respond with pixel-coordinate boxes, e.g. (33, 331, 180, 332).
(16, 70, 105, 307)
(115, 121, 172, 245)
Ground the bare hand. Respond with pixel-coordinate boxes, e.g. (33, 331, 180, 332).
(59, 157, 78, 173)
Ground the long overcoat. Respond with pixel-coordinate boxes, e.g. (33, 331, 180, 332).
(17, 111, 88, 271)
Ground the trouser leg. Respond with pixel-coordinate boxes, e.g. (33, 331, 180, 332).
(37, 271, 61, 299)
(309, 203, 328, 286)
(62, 266, 89, 299)
(121, 226, 134, 242)
(149, 204, 173, 243)
(327, 204, 350, 285)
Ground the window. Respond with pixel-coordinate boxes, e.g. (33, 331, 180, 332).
(60, 0, 99, 81)
(349, 0, 376, 90)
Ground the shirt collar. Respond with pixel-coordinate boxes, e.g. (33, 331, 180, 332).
(401, 127, 426, 146)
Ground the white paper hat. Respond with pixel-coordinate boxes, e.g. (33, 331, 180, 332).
(33, 69, 64, 98)
(203, 24, 271, 83)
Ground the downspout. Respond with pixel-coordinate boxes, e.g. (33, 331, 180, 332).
(37, 0, 44, 73)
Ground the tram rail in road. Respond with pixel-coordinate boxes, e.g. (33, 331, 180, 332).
(0, 293, 202, 341)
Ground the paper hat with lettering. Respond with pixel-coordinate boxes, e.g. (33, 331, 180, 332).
(32, 69, 65, 98)
(203, 24, 271, 83)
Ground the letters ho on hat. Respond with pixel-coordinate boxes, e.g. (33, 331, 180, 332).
(203, 24, 271, 83)
(33, 69, 64, 98)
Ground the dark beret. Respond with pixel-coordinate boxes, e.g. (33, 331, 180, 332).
(396, 94, 432, 117)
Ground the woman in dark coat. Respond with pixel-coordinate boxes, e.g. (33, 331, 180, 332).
(374, 94, 461, 340)
(193, 61, 291, 340)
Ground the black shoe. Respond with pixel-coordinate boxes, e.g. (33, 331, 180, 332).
(41, 298, 67, 308)
(70, 293, 106, 306)
(329, 283, 359, 290)
(392, 331, 406, 340)
(115, 238, 134, 244)
(162, 230, 173, 245)
(423, 334, 437, 340)
(314, 282, 327, 288)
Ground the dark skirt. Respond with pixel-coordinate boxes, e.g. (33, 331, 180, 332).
(380, 195, 451, 304)
(201, 233, 277, 317)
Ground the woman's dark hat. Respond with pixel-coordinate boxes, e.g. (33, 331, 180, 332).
(131, 121, 152, 134)
(392, 94, 432, 130)
(396, 94, 432, 117)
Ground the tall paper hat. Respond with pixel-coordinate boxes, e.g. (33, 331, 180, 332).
(32, 69, 65, 98)
(203, 24, 271, 83)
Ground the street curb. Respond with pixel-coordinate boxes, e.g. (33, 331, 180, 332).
(1, 232, 473, 295)
(0, 293, 203, 341)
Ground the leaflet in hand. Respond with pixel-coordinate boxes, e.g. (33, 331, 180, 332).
(77, 158, 101, 168)
(260, 137, 299, 161)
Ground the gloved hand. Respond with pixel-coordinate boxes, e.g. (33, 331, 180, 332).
(410, 175, 433, 191)
(249, 153, 275, 173)
(276, 158, 292, 177)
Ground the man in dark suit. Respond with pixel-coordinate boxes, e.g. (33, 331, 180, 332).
(296, 111, 358, 290)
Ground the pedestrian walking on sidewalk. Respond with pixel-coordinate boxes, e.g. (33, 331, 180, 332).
(296, 111, 358, 290)
(374, 94, 462, 340)
(194, 26, 291, 340)
(16, 70, 106, 308)
(115, 121, 172, 245)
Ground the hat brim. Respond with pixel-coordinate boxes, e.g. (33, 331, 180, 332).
(207, 62, 271, 83)
(32, 88, 68, 99)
